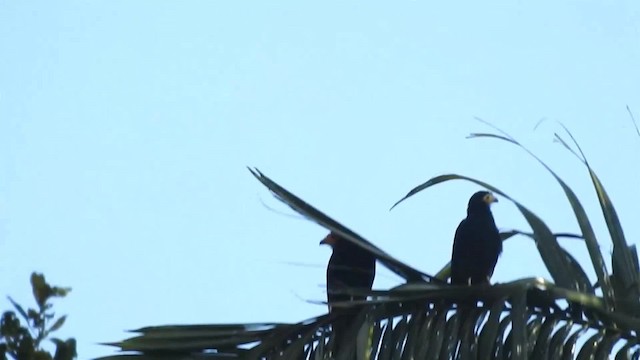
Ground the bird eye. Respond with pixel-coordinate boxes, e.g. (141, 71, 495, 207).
(483, 194, 495, 204)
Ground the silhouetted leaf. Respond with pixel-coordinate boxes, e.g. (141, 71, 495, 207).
(48, 316, 67, 333)
(6, 297, 28, 325)
(249, 167, 441, 283)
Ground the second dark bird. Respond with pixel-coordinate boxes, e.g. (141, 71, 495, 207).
(451, 191, 501, 286)
(320, 232, 376, 309)
(320, 232, 376, 353)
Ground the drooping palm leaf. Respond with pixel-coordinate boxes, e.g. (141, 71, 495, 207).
(554, 128, 640, 314)
(247, 167, 441, 283)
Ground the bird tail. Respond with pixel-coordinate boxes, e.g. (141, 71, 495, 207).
(330, 308, 357, 357)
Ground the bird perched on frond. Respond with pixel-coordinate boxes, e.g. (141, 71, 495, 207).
(451, 191, 501, 286)
(320, 232, 376, 354)
(321, 232, 376, 309)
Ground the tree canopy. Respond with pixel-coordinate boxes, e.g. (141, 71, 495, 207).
(96, 128, 640, 360)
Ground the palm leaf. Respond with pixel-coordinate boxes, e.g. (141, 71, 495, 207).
(554, 128, 640, 314)
(97, 278, 640, 360)
(247, 167, 441, 284)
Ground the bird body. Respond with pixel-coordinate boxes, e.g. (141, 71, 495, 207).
(320, 232, 376, 355)
(451, 191, 501, 286)
(321, 233, 376, 308)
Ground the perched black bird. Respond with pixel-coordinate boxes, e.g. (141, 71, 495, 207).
(451, 191, 501, 286)
(320, 232, 376, 309)
(320, 232, 376, 354)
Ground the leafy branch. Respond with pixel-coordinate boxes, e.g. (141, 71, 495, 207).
(1, 273, 76, 360)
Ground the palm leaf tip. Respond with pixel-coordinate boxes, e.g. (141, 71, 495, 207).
(247, 166, 441, 283)
(389, 178, 439, 211)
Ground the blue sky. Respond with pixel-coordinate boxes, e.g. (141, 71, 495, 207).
(1, 1, 639, 358)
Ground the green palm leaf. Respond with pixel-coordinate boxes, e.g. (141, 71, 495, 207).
(248, 167, 441, 284)
(98, 278, 634, 360)
(555, 128, 640, 314)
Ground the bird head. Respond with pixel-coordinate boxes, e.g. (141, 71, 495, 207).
(482, 192, 498, 205)
(320, 233, 338, 247)
(468, 191, 498, 213)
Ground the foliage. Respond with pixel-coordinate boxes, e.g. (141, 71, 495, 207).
(1, 273, 76, 360)
(97, 126, 640, 359)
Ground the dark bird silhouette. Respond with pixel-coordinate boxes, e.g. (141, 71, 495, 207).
(320, 232, 376, 355)
(321, 232, 376, 308)
(451, 191, 501, 286)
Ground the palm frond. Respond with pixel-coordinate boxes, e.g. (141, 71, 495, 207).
(97, 279, 640, 360)
(554, 128, 640, 315)
(247, 167, 441, 284)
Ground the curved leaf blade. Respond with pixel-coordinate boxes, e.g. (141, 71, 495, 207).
(556, 128, 638, 293)
(249, 167, 440, 283)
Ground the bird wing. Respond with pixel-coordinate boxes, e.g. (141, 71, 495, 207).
(451, 218, 477, 284)
(476, 221, 502, 280)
